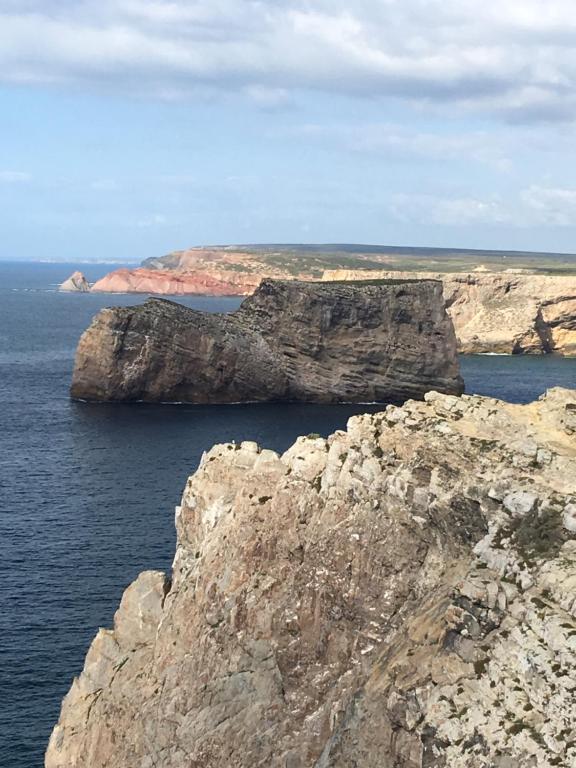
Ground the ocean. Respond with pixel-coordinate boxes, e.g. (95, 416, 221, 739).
(0, 261, 574, 768)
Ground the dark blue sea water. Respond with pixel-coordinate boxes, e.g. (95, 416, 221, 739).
(0, 262, 574, 768)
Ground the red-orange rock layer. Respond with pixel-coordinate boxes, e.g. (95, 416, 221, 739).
(90, 268, 261, 296)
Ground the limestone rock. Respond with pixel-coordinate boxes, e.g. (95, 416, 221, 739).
(46, 388, 576, 767)
(59, 271, 90, 292)
(90, 249, 576, 355)
(323, 270, 576, 355)
(70, 278, 463, 403)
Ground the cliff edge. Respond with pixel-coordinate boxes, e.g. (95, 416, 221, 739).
(46, 388, 576, 767)
(71, 278, 463, 403)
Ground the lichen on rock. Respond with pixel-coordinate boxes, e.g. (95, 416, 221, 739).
(46, 387, 576, 768)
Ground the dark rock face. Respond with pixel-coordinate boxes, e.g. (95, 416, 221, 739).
(70, 279, 463, 403)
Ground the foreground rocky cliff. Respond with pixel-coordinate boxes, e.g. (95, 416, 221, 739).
(323, 270, 576, 355)
(71, 278, 463, 403)
(47, 387, 576, 767)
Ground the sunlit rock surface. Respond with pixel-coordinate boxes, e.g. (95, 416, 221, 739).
(47, 388, 576, 768)
(323, 270, 576, 355)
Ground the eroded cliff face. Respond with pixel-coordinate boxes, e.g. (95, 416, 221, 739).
(90, 249, 317, 295)
(71, 279, 463, 403)
(46, 388, 576, 768)
(323, 270, 576, 355)
(91, 267, 261, 296)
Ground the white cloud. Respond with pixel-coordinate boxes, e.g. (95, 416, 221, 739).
(390, 193, 510, 227)
(136, 213, 168, 227)
(521, 185, 576, 226)
(91, 179, 118, 191)
(295, 123, 513, 170)
(0, 170, 31, 182)
(243, 85, 291, 109)
(389, 185, 576, 228)
(2, 1, 576, 120)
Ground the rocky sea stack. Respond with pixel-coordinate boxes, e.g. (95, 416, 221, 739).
(70, 278, 463, 403)
(46, 388, 576, 767)
(59, 271, 90, 293)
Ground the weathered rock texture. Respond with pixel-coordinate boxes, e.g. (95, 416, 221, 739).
(46, 388, 576, 767)
(323, 270, 576, 355)
(71, 278, 463, 403)
(59, 271, 90, 292)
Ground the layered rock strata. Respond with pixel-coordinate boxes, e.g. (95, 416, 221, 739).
(91, 267, 261, 296)
(59, 271, 90, 292)
(323, 270, 576, 355)
(71, 278, 463, 403)
(47, 387, 576, 767)
(91, 248, 317, 295)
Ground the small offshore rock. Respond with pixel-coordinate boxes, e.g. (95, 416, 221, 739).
(59, 271, 90, 292)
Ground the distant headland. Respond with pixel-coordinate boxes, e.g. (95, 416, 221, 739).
(59, 243, 576, 355)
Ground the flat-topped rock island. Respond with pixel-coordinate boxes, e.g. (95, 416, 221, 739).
(70, 278, 464, 404)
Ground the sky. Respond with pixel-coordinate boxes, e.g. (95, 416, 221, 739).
(2, 1, 576, 262)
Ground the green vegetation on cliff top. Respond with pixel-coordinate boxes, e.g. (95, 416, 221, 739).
(147, 243, 576, 276)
